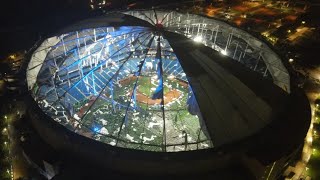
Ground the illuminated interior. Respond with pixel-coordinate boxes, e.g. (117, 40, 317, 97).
(26, 10, 291, 152)
(29, 26, 212, 152)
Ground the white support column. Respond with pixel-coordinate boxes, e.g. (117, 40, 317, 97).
(92, 72, 96, 95)
(238, 52, 242, 62)
(263, 67, 268, 77)
(61, 36, 67, 56)
(52, 51, 58, 70)
(226, 29, 233, 50)
(254, 52, 262, 71)
(225, 33, 230, 52)
(214, 25, 219, 47)
(76, 31, 81, 58)
(94, 28, 97, 42)
(76, 32, 82, 79)
(210, 27, 214, 41)
(204, 29, 208, 40)
(67, 71, 70, 87)
(229, 28, 234, 48)
(201, 20, 205, 36)
(243, 43, 249, 59)
(233, 42, 239, 59)
(197, 23, 200, 35)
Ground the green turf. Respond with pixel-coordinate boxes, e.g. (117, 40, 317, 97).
(74, 75, 206, 151)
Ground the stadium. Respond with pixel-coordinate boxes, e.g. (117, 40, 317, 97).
(25, 10, 310, 178)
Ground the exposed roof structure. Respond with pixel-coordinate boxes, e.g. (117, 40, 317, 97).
(26, 10, 291, 152)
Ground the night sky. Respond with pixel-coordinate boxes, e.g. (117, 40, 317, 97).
(0, 0, 183, 59)
(1, 0, 319, 65)
(0, 0, 90, 59)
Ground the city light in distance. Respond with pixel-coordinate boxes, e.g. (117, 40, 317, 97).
(9, 54, 15, 59)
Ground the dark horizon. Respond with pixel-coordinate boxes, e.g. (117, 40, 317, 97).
(0, 0, 90, 59)
(0, 0, 197, 58)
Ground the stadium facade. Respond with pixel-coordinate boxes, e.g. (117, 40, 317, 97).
(25, 10, 310, 179)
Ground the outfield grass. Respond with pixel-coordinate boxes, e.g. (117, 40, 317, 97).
(73, 75, 205, 151)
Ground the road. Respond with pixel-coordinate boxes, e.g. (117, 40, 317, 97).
(1, 79, 30, 180)
(288, 26, 311, 42)
(283, 65, 320, 179)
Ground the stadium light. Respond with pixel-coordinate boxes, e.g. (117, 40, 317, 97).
(220, 50, 227, 56)
(168, 75, 175, 79)
(193, 36, 203, 43)
(93, 126, 100, 133)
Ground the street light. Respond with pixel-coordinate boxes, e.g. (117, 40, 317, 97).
(289, 58, 294, 63)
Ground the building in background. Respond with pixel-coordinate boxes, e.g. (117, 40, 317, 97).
(89, 0, 112, 9)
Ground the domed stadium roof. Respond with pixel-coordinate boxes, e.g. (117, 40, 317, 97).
(26, 10, 290, 152)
